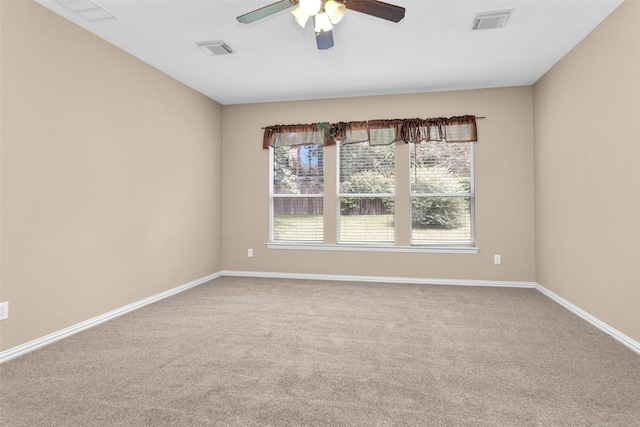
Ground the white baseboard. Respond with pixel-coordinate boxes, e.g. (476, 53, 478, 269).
(3, 271, 637, 363)
(535, 283, 640, 356)
(220, 270, 537, 288)
(0, 272, 221, 364)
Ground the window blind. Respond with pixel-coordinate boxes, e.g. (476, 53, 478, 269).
(271, 145, 324, 242)
(410, 141, 474, 244)
(338, 141, 395, 243)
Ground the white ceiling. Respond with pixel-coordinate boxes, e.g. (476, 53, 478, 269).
(35, 0, 622, 105)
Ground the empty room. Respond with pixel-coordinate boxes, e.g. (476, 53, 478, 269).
(1, 0, 639, 425)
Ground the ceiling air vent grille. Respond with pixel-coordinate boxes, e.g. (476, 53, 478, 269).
(472, 10, 512, 30)
(196, 41, 234, 56)
(57, 0, 117, 21)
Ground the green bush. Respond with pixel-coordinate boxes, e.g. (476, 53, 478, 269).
(341, 171, 394, 213)
(342, 170, 394, 194)
(411, 166, 464, 229)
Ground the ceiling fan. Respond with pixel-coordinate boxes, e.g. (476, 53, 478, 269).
(237, 0, 405, 50)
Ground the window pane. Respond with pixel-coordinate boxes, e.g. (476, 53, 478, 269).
(339, 142, 395, 243)
(274, 145, 323, 195)
(273, 197, 324, 241)
(411, 197, 472, 243)
(272, 146, 324, 242)
(411, 141, 471, 194)
(410, 141, 473, 245)
(340, 142, 395, 193)
(339, 197, 395, 243)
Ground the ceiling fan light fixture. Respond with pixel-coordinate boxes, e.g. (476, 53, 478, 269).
(313, 12, 333, 32)
(299, 0, 322, 16)
(236, 0, 406, 51)
(324, 0, 345, 24)
(290, 7, 310, 28)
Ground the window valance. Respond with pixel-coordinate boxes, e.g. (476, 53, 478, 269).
(262, 123, 335, 149)
(332, 119, 404, 146)
(400, 116, 478, 144)
(262, 115, 477, 149)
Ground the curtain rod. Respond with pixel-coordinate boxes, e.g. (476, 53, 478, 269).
(261, 117, 486, 129)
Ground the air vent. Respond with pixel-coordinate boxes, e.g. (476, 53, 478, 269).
(472, 10, 512, 30)
(57, 0, 117, 21)
(196, 41, 234, 56)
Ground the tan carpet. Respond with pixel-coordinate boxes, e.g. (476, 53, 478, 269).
(1, 276, 639, 426)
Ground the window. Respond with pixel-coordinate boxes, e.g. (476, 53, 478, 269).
(410, 141, 474, 245)
(265, 116, 477, 251)
(338, 142, 395, 243)
(270, 145, 324, 242)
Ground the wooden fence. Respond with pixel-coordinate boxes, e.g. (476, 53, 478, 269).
(273, 197, 392, 215)
(273, 197, 323, 215)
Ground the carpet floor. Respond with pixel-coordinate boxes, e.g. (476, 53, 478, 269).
(1, 276, 639, 426)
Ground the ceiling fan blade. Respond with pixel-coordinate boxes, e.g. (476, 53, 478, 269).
(316, 30, 335, 50)
(237, 0, 296, 24)
(346, 0, 405, 23)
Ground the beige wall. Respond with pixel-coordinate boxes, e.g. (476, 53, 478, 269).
(222, 87, 536, 282)
(0, 1, 223, 350)
(533, 1, 640, 342)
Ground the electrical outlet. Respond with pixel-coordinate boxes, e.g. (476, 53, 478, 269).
(248, 248, 254, 258)
(0, 301, 8, 320)
(494, 254, 501, 265)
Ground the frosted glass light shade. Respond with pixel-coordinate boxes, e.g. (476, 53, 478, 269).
(299, 0, 321, 16)
(313, 12, 333, 32)
(324, 0, 345, 24)
(290, 7, 310, 28)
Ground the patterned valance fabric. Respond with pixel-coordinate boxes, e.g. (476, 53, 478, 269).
(400, 116, 478, 144)
(331, 120, 404, 146)
(262, 123, 334, 149)
(262, 115, 477, 148)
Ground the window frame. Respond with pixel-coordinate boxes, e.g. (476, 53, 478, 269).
(267, 137, 479, 255)
(269, 146, 325, 244)
(336, 141, 397, 245)
(409, 141, 476, 247)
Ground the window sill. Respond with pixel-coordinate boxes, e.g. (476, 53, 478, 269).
(266, 243, 479, 254)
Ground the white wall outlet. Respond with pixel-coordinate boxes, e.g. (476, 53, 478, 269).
(0, 301, 8, 320)
(494, 254, 501, 265)
(248, 248, 254, 258)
